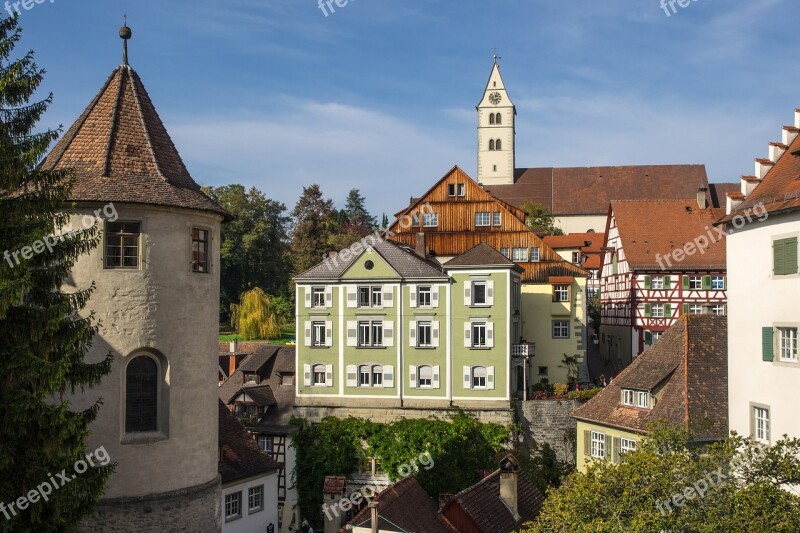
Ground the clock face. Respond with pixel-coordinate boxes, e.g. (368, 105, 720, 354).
(489, 92, 502, 105)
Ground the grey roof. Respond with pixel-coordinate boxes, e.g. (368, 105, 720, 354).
(445, 243, 522, 270)
(295, 239, 448, 281)
(231, 385, 277, 407)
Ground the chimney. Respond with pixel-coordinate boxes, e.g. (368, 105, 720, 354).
(795, 108, 800, 129)
(769, 142, 788, 163)
(783, 126, 799, 146)
(369, 501, 379, 533)
(696, 187, 708, 209)
(726, 192, 745, 215)
(499, 456, 520, 521)
(740, 175, 760, 197)
(230, 340, 238, 353)
(415, 233, 426, 258)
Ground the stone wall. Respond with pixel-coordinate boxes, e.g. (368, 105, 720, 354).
(295, 404, 514, 426)
(516, 399, 581, 465)
(79, 476, 221, 533)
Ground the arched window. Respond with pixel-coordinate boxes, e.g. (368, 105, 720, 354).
(372, 365, 383, 386)
(126, 356, 158, 433)
(489, 113, 495, 125)
(489, 139, 495, 151)
(495, 139, 502, 151)
(418, 365, 433, 388)
(313, 364, 327, 386)
(495, 113, 502, 124)
(472, 366, 488, 389)
(358, 365, 370, 386)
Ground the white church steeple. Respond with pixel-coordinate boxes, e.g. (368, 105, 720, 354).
(477, 55, 516, 186)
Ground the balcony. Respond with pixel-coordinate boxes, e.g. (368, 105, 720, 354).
(512, 343, 535, 358)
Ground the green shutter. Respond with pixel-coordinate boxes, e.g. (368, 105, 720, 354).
(702, 276, 712, 290)
(774, 238, 798, 276)
(644, 304, 651, 318)
(682, 304, 689, 315)
(644, 331, 652, 345)
(682, 276, 689, 290)
(762, 327, 774, 362)
(664, 304, 672, 317)
(644, 276, 651, 289)
(787, 238, 798, 275)
(664, 276, 671, 289)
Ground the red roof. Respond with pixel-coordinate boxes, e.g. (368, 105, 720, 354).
(542, 233, 603, 253)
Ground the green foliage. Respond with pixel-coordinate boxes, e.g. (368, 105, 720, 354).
(268, 293, 294, 322)
(588, 291, 601, 327)
(552, 383, 570, 397)
(520, 201, 564, 236)
(230, 287, 287, 340)
(521, 426, 800, 533)
(204, 184, 291, 321)
(291, 411, 510, 528)
(512, 440, 572, 493)
(290, 184, 338, 275)
(568, 388, 602, 401)
(559, 353, 580, 385)
(0, 17, 113, 531)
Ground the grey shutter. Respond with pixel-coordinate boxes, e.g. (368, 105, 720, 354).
(583, 431, 591, 457)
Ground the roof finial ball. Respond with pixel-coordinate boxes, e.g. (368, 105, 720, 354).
(119, 16, 132, 66)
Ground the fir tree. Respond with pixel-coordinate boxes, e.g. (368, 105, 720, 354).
(0, 17, 113, 531)
(290, 184, 337, 274)
(343, 188, 376, 230)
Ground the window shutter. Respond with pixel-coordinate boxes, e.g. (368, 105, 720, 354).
(409, 365, 417, 389)
(702, 276, 712, 290)
(664, 304, 672, 318)
(762, 327, 774, 362)
(486, 322, 495, 348)
(347, 321, 358, 347)
(780, 238, 800, 275)
(464, 283, 472, 306)
(644, 304, 651, 318)
(463, 366, 471, 390)
(486, 280, 494, 306)
(432, 321, 440, 348)
(487, 366, 495, 390)
(465, 322, 472, 348)
(682, 304, 689, 315)
(346, 365, 358, 388)
(304, 321, 312, 346)
(409, 321, 417, 346)
(382, 365, 394, 388)
(613, 437, 621, 464)
(324, 287, 333, 307)
(325, 321, 333, 347)
(723, 277, 727, 290)
(303, 364, 311, 387)
(383, 320, 394, 347)
(325, 364, 334, 387)
(664, 276, 671, 289)
(644, 330, 652, 345)
(788, 238, 799, 274)
(583, 431, 591, 457)
(682, 276, 689, 290)
(347, 286, 357, 308)
(304, 288, 312, 308)
(432, 286, 439, 308)
(432, 366, 440, 389)
(643, 276, 651, 289)
(774, 240, 787, 275)
(604, 434, 612, 459)
(410, 286, 417, 308)
(383, 286, 393, 308)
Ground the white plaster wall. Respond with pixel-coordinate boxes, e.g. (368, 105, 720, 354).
(553, 215, 608, 235)
(65, 203, 223, 498)
(222, 473, 279, 533)
(728, 212, 800, 441)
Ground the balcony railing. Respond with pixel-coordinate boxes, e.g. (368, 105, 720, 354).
(512, 343, 535, 358)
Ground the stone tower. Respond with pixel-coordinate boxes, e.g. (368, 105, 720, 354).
(477, 57, 516, 186)
(42, 25, 227, 531)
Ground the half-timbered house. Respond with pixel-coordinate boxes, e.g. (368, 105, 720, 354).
(599, 197, 728, 370)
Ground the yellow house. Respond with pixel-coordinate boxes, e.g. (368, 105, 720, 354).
(572, 315, 728, 472)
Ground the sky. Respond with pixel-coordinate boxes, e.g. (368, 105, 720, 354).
(16, 0, 800, 219)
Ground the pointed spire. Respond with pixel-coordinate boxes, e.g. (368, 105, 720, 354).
(119, 16, 132, 66)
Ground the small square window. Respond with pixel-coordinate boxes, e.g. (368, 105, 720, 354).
(106, 221, 141, 269)
(553, 321, 569, 339)
(475, 212, 491, 227)
(500, 248, 510, 258)
(422, 213, 438, 227)
(651, 276, 664, 290)
(711, 276, 725, 290)
(512, 248, 529, 262)
(553, 284, 570, 302)
(538, 366, 548, 376)
(621, 438, 637, 455)
(688, 276, 703, 290)
(651, 304, 665, 318)
(258, 436, 272, 453)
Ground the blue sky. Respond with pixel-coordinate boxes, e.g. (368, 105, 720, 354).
(19, 0, 800, 218)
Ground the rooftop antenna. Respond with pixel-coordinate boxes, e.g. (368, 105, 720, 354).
(492, 47, 501, 65)
(119, 15, 132, 66)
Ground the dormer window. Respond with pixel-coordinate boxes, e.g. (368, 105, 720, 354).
(622, 389, 635, 406)
(622, 389, 650, 408)
(637, 391, 650, 408)
(244, 372, 258, 384)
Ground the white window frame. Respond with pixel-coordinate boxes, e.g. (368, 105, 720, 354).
(590, 431, 605, 459)
(651, 331, 663, 344)
(472, 366, 488, 389)
(225, 491, 242, 522)
(248, 485, 264, 514)
(458, 184, 466, 197)
(711, 276, 725, 290)
(492, 212, 502, 226)
(417, 321, 433, 347)
(422, 212, 438, 227)
(651, 276, 665, 290)
(688, 304, 703, 315)
(553, 284, 570, 302)
(372, 365, 383, 387)
(622, 389, 635, 406)
(530, 247, 540, 262)
(472, 323, 488, 348)
(258, 435, 272, 453)
(357, 321, 383, 347)
(754, 406, 770, 444)
(711, 304, 726, 316)
(553, 320, 569, 339)
(779, 327, 798, 362)
(311, 287, 326, 308)
(637, 391, 649, 409)
(651, 304, 665, 318)
(418, 365, 433, 388)
(512, 248, 529, 262)
(312, 364, 326, 386)
(621, 438, 637, 455)
(688, 276, 703, 290)
(475, 212, 491, 227)
(417, 286, 432, 308)
(357, 286, 382, 308)
(472, 281, 487, 305)
(311, 322, 326, 347)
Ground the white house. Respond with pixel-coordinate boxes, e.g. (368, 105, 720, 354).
(723, 108, 800, 443)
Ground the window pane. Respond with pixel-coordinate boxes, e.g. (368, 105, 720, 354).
(126, 356, 158, 433)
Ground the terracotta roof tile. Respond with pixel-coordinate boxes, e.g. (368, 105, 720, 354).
(218, 400, 280, 485)
(43, 66, 227, 218)
(542, 233, 603, 252)
(323, 475, 347, 495)
(572, 315, 728, 440)
(611, 200, 726, 270)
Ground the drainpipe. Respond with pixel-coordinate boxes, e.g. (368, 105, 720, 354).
(370, 501, 379, 533)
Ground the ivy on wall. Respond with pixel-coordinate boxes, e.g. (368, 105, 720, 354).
(291, 410, 510, 527)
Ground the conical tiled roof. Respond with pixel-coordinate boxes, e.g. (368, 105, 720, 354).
(43, 65, 226, 217)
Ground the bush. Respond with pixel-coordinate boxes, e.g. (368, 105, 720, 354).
(553, 383, 570, 397)
(568, 388, 602, 401)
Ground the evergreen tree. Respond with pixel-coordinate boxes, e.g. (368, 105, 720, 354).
(0, 17, 113, 531)
(290, 184, 337, 275)
(381, 213, 389, 230)
(343, 188, 376, 230)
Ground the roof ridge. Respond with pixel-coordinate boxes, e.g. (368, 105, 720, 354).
(102, 67, 127, 177)
(128, 67, 167, 182)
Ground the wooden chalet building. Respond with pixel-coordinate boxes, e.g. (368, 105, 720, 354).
(599, 195, 728, 370)
(387, 165, 590, 386)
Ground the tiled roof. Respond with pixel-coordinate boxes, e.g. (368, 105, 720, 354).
(485, 165, 711, 215)
(323, 475, 347, 495)
(542, 233, 603, 252)
(445, 243, 521, 269)
(571, 315, 728, 440)
(344, 476, 452, 533)
(295, 238, 448, 281)
(43, 65, 227, 218)
(708, 183, 740, 208)
(610, 200, 726, 270)
(218, 400, 280, 485)
(231, 384, 276, 407)
(722, 113, 800, 222)
(442, 457, 544, 532)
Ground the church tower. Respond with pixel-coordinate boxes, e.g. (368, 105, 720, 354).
(44, 25, 227, 531)
(477, 56, 516, 186)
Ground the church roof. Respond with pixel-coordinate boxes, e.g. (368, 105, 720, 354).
(43, 65, 227, 217)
